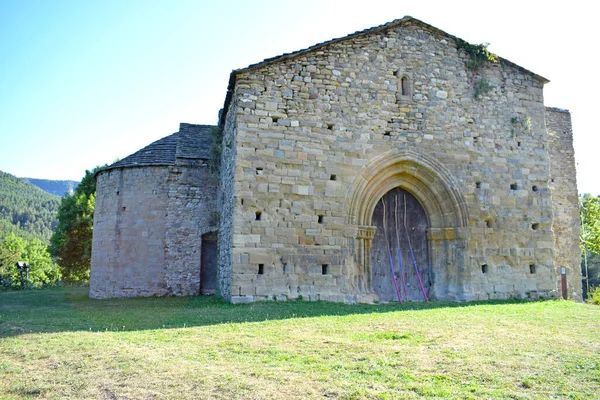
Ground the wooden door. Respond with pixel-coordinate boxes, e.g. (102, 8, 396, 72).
(371, 188, 430, 302)
(200, 232, 218, 295)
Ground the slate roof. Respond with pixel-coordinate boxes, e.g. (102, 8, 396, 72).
(220, 16, 549, 126)
(176, 124, 214, 160)
(98, 123, 215, 175)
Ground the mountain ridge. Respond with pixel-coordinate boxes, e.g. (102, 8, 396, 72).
(20, 178, 79, 197)
(0, 170, 61, 243)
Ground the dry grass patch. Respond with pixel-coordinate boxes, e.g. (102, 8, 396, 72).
(0, 287, 598, 399)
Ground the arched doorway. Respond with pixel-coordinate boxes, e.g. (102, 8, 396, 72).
(371, 188, 430, 302)
(347, 149, 470, 301)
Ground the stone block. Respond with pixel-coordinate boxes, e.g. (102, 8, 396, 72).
(248, 253, 274, 264)
(231, 296, 254, 304)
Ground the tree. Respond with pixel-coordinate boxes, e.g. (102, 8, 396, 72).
(580, 194, 600, 296)
(584, 252, 600, 288)
(0, 233, 60, 288)
(0, 233, 26, 287)
(49, 168, 100, 283)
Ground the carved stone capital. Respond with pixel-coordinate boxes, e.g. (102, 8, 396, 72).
(357, 225, 377, 240)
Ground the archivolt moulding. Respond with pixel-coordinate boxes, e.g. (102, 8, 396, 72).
(347, 148, 468, 231)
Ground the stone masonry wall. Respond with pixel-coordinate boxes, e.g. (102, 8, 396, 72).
(226, 20, 559, 303)
(90, 167, 170, 298)
(547, 108, 582, 300)
(164, 159, 219, 296)
(216, 96, 239, 300)
(91, 158, 219, 298)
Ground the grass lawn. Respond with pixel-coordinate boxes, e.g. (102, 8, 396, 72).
(0, 287, 598, 399)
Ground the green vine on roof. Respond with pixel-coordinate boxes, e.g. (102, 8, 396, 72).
(455, 38, 498, 69)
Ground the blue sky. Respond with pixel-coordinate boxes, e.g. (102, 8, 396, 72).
(0, 0, 597, 195)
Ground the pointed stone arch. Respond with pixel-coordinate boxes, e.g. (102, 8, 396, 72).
(347, 149, 472, 301)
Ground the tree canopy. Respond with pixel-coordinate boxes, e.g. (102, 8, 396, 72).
(49, 168, 101, 283)
(0, 233, 61, 288)
(0, 170, 62, 288)
(580, 194, 600, 294)
(580, 194, 600, 255)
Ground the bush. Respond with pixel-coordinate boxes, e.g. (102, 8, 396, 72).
(0, 233, 61, 289)
(586, 286, 600, 305)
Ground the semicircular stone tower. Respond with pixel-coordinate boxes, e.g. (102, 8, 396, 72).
(90, 123, 219, 298)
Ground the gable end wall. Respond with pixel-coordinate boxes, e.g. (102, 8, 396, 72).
(226, 21, 561, 303)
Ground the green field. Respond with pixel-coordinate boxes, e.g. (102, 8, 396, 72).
(0, 288, 598, 399)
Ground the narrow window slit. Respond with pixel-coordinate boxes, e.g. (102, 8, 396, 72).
(318, 215, 324, 224)
(401, 76, 409, 96)
(322, 264, 329, 275)
(481, 264, 488, 274)
(258, 264, 264, 275)
(255, 211, 262, 221)
(529, 264, 536, 274)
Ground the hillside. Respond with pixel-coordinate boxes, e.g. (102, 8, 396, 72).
(21, 178, 79, 197)
(0, 170, 60, 242)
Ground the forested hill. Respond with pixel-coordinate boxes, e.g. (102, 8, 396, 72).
(21, 178, 79, 197)
(0, 170, 60, 243)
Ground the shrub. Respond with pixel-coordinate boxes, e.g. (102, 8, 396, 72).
(586, 286, 600, 305)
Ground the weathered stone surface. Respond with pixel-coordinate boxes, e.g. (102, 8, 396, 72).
(218, 17, 580, 303)
(90, 124, 218, 299)
(90, 167, 171, 298)
(547, 108, 582, 300)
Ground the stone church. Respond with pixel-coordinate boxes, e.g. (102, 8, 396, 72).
(90, 17, 581, 303)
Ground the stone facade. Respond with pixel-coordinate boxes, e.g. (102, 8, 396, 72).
(217, 17, 581, 303)
(547, 108, 582, 299)
(90, 124, 218, 298)
(91, 17, 582, 302)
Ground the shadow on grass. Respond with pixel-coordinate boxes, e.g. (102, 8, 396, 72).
(0, 286, 556, 337)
